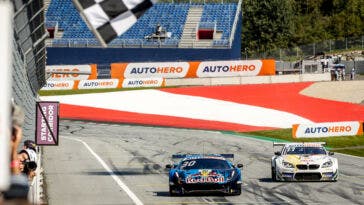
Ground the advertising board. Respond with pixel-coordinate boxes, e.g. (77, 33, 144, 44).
(46, 64, 97, 81)
(292, 121, 363, 138)
(35, 102, 59, 145)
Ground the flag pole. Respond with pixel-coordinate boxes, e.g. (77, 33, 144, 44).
(72, 0, 108, 48)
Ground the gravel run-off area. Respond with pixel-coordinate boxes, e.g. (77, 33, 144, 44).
(300, 80, 364, 105)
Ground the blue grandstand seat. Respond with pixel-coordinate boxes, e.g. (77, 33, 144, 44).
(200, 3, 237, 41)
(46, 1, 238, 47)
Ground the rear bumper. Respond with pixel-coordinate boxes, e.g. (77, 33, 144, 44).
(170, 181, 241, 194)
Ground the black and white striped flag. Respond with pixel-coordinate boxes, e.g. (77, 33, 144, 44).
(73, 0, 156, 47)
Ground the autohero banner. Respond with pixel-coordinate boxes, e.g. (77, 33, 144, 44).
(196, 60, 263, 77)
(78, 79, 119, 89)
(292, 121, 363, 138)
(124, 62, 189, 78)
(46, 64, 96, 81)
(122, 78, 164, 88)
(41, 81, 75, 90)
(111, 60, 275, 79)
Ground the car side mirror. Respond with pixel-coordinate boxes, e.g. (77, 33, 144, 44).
(328, 152, 334, 156)
(274, 151, 281, 156)
(236, 164, 244, 168)
(165, 164, 172, 169)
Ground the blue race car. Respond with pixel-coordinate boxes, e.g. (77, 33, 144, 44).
(165, 154, 243, 196)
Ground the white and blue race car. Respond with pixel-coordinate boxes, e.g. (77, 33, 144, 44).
(166, 154, 243, 196)
(271, 142, 338, 181)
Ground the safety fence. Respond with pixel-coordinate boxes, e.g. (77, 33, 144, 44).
(9, 0, 48, 203)
(252, 36, 364, 61)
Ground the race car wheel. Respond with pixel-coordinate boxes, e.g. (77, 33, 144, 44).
(234, 185, 242, 195)
(228, 184, 241, 195)
(271, 167, 277, 182)
(169, 185, 177, 196)
(169, 185, 183, 196)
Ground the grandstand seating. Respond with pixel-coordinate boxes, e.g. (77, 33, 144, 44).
(46, 0, 239, 48)
(200, 4, 237, 40)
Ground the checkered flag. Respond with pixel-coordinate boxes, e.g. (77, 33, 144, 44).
(73, 0, 156, 47)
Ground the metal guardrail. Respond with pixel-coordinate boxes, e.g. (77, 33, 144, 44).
(162, 0, 239, 3)
(47, 37, 232, 48)
(253, 36, 364, 60)
(46, 38, 182, 48)
(229, 0, 241, 47)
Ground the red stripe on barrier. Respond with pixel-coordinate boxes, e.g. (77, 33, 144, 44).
(60, 104, 276, 132)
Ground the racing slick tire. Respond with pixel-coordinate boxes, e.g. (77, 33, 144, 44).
(271, 167, 277, 182)
(228, 184, 242, 195)
(169, 185, 184, 196)
(169, 185, 177, 196)
(234, 186, 242, 195)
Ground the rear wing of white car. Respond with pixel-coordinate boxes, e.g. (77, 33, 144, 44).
(273, 142, 326, 147)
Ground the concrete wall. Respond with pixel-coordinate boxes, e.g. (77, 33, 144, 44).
(46, 46, 241, 65)
(165, 73, 331, 87)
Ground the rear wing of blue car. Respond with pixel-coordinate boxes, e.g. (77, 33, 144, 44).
(172, 154, 234, 159)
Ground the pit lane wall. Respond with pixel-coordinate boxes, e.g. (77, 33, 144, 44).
(292, 121, 363, 138)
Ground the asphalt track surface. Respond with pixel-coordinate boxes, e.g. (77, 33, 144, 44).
(43, 120, 364, 205)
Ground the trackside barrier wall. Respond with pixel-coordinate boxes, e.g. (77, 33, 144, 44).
(292, 121, 363, 138)
(301, 73, 332, 81)
(46, 64, 97, 81)
(41, 73, 332, 90)
(110, 60, 276, 79)
(46, 47, 242, 65)
(41, 78, 165, 90)
(164, 73, 332, 87)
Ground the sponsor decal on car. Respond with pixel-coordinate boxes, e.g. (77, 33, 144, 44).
(186, 170, 224, 183)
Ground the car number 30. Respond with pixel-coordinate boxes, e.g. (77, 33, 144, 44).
(181, 161, 196, 168)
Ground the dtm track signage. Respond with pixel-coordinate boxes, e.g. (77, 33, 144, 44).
(35, 101, 59, 145)
(292, 121, 363, 138)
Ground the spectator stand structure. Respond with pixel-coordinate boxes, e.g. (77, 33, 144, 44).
(45, 0, 242, 65)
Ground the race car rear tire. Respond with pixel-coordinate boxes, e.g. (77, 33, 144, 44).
(271, 167, 277, 182)
(170, 185, 184, 196)
(169, 185, 177, 196)
(235, 186, 242, 195)
(228, 184, 242, 195)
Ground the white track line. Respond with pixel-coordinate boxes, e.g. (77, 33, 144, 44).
(63, 136, 143, 205)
